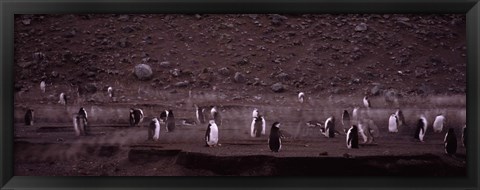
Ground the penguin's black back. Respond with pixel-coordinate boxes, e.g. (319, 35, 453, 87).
(205, 124, 211, 145)
(160, 111, 167, 122)
(269, 126, 281, 152)
(213, 111, 221, 126)
(197, 107, 205, 124)
(133, 110, 142, 125)
(24, 109, 33, 126)
(326, 120, 335, 138)
(167, 110, 175, 132)
(414, 119, 423, 139)
(254, 116, 263, 137)
(445, 128, 457, 155)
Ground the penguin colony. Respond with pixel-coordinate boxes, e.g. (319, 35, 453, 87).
(27, 90, 465, 156)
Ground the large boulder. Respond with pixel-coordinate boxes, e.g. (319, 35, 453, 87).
(134, 64, 153, 81)
(271, 82, 285, 93)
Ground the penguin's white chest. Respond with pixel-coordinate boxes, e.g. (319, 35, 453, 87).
(433, 116, 445, 133)
(388, 115, 398, 133)
(207, 125, 219, 145)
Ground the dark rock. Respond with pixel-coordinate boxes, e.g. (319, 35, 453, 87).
(117, 38, 131, 48)
(64, 30, 76, 38)
(234, 72, 245, 83)
(271, 82, 285, 93)
(32, 52, 46, 64)
(79, 83, 97, 94)
(276, 72, 289, 81)
(51, 71, 59, 78)
(270, 14, 288, 26)
(218, 67, 231, 76)
(371, 85, 382, 96)
(133, 64, 153, 81)
(384, 89, 398, 104)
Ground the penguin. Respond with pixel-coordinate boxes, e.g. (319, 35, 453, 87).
(148, 117, 161, 141)
(205, 120, 219, 147)
(40, 81, 46, 93)
(414, 115, 428, 142)
(342, 110, 351, 133)
(211, 106, 222, 126)
(346, 125, 359, 149)
(252, 108, 259, 118)
(166, 109, 175, 132)
(444, 128, 457, 155)
(129, 108, 144, 127)
(73, 113, 88, 136)
(269, 122, 282, 152)
(321, 116, 336, 138)
(388, 113, 399, 133)
(78, 107, 88, 124)
(462, 125, 466, 148)
(107, 86, 114, 98)
(395, 109, 406, 127)
(251, 115, 266, 137)
(352, 107, 360, 122)
(58, 92, 67, 105)
(195, 105, 206, 124)
(160, 110, 168, 123)
(24, 109, 34, 126)
(363, 96, 371, 108)
(358, 119, 378, 144)
(433, 114, 446, 133)
(298, 92, 305, 104)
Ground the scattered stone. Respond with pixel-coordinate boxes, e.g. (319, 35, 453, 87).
(218, 67, 231, 76)
(276, 72, 289, 81)
(118, 15, 130, 22)
(174, 81, 189, 88)
(271, 82, 285, 93)
(270, 14, 288, 26)
(371, 84, 382, 96)
(133, 64, 153, 81)
(159, 61, 171, 68)
(170, 69, 181, 77)
(117, 38, 131, 48)
(355, 23, 368, 32)
(234, 72, 245, 83)
(51, 71, 59, 78)
(22, 19, 31, 25)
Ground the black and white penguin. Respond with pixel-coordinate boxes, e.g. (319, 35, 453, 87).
(388, 113, 398, 133)
(321, 116, 336, 138)
(395, 109, 406, 127)
(107, 86, 114, 98)
(251, 115, 266, 137)
(414, 115, 428, 142)
(40, 81, 46, 93)
(205, 120, 219, 147)
(346, 125, 359, 149)
(166, 109, 175, 132)
(363, 96, 371, 108)
(462, 125, 466, 148)
(211, 106, 222, 126)
(269, 122, 282, 152)
(78, 107, 88, 124)
(342, 110, 351, 133)
(433, 114, 446, 133)
(58, 92, 67, 105)
(298, 92, 305, 104)
(148, 117, 161, 141)
(24, 109, 34, 126)
(73, 113, 88, 136)
(444, 128, 457, 155)
(195, 105, 206, 124)
(129, 108, 144, 127)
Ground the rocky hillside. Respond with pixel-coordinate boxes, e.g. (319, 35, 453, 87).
(13, 14, 466, 104)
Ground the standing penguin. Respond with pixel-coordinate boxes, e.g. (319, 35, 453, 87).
(73, 114, 88, 136)
(462, 125, 466, 148)
(78, 107, 88, 125)
(205, 120, 219, 147)
(148, 117, 161, 141)
(433, 114, 446, 133)
(211, 106, 222, 126)
(160, 110, 168, 123)
(363, 96, 371, 108)
(195, 105, 206, 124)
(414, 115, 428, 142)
(24, 109, 34, 126)
(40, 81, 46, 93)
(321, 116, 336, 138)
(269, 122, 283, 152)
(166, 109, 175, 132)
(58, 92, 67, 105)
(251, 115, 266, 137)
(298, 92, 305, 104)
(129, 108, 144, 127)
(342, 110, 351, 133)
(346, 125, 359, 149)
(395, 109, 406, 127)
(444, 128, 457, 155)
(107, 86, 114, 98)
(388, 113, 399, 133)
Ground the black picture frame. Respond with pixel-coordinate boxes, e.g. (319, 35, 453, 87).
(1, 0, 479, 189)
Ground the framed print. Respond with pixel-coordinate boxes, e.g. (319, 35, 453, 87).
(1, 0, 479, 189)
